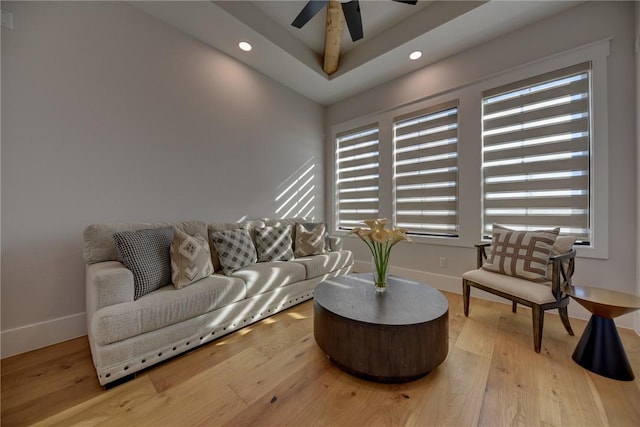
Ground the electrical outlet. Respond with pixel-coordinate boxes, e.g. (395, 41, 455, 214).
(439, 257, 447, 268)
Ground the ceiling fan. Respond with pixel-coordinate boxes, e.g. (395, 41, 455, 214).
(291, 0, 418, 75)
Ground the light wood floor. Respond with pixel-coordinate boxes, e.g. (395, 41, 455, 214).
(2, 291, 640, 427)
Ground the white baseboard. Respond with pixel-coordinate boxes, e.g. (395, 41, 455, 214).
(354, 260, 638, 330)
(1, 312, 87, 358)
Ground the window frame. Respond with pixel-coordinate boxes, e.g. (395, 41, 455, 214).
(393, 99, 461, 238)
(480, 62, 593, 244)
(328, 39, 610, 259)
(330, 92, 472, 248)
(334, 124, 381, 232)
(476, 40, 610, 259)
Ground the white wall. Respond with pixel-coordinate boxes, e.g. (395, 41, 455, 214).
(327, 1, 639, 328)
(635, 1, 640, 335)
(0, 1, 325, 357)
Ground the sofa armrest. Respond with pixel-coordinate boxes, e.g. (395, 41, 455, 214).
(86, 261, 135, 313)
(329, 235, 343, 251)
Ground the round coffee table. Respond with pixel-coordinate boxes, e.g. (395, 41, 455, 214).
(313, 273, 449, 383)
(565, 284, 640, 381)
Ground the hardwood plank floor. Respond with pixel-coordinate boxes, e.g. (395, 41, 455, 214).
(2, 291, 639, 426)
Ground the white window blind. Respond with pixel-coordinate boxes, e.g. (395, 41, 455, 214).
(335, 125, 380, 231)
(481, 62, 591, 242)
(393, 100, 459, 237)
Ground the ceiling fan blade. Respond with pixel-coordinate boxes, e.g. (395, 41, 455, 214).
(341, 0, 363, 42)
(291, 0, 329, 28)
(392, 0, 418, 5)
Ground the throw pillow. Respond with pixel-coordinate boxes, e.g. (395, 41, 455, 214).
(170, 229, 214, 289)
(210, 228, 257, 275)
(294, 223, 326, 257)
(254, 225, 294, 262)
(482, 224, 559, 283)
(113, 227, 174, 299)
(546, 235, 578, 280)
(301, 222, 331, 252)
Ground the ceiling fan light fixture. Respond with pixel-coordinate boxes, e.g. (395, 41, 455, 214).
(238, 41, 252, 52)
(409, 50, 422, 60)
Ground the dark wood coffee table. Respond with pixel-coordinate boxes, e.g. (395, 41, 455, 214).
(313, 273, 449, 383)
(565, 284, 640, 381)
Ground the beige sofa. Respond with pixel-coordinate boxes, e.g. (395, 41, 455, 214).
(83, 218, 353, 387)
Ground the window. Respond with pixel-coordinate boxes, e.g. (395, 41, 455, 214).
(481, 62, 591, 243)
(331, 40, 608, 256)
(335, 125, 380, 231)
(394, 100, 459, 237)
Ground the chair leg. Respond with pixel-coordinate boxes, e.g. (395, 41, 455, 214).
(462, 280, 470, 317)
(512, 301, 517, 313)
(532, 305, 544, 353)
(558, 306, 574, 336)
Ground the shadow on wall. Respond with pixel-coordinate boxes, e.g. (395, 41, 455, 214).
(275, 158, 317, 220)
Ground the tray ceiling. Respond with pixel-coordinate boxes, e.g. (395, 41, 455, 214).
(131, 1, 583, 105)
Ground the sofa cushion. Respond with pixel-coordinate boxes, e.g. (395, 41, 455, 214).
(170, 229, 214, 289)
(84, 221, 207, 265)
(482, 224, 559, 283)
(254, 225, 294, 262)
(207, 221, 265, 272)
(231, 261, 306, 298)
(113, 227, 175, 300)
(292, 251, 354, 279)
(92, 274, 246, 345)
(294, 223, 326, 257)
(463, 269, 556, 305)
(210, 228, 258, 275)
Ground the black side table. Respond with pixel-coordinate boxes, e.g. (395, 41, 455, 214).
(565, 284, 640, 381)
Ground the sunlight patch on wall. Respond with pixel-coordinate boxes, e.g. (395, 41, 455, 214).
(275, 158, 317, 220)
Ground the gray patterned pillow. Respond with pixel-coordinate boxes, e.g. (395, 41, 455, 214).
(170, 229, 214, 289)
(113, 227, 174, 299)
(211, 228, 257, 275)
(294, 223, 326, 257)
(254, 225, 294, 262)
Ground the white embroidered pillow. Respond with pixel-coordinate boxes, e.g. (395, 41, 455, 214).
(170, 229, 214, 289)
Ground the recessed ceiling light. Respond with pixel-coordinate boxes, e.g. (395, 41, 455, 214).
(238, 41, 252, 52)
(409, 50, 422, 60)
